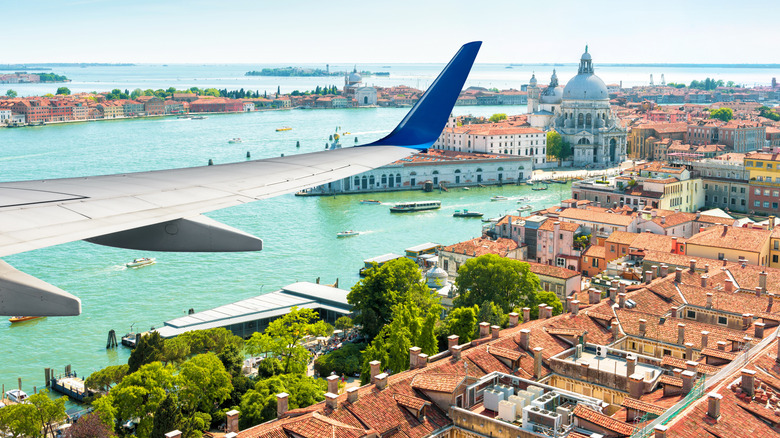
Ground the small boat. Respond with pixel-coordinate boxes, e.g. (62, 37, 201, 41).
(360, 199, 381, 205)
(276, 127, 292, 132)
(228, 137, 243, 144)
(343, 132, 351, 135)
(337, 230, 359, 237)
(462, 187, 470, 191)
(4, 389, 28, 403)
(540, 180, 551, 185)
(9, 316, 43, 323)
(517, 204, 533, 211)
(532, 185, 548, 191)
(177, 115, 191, 119)
(516, 197, 530, 202)
(490, 196, 509, 201)
(191, 115, 207, 120)
(525, 181, 535, 186)
(453, 209, 484, 218)
(126, 257, 156, 268)
(482, 217, 501, 223)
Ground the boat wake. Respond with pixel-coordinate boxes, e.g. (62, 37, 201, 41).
(347, 130, 390, 136)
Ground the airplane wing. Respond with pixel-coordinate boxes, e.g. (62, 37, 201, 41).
(0, 41, 482, 316)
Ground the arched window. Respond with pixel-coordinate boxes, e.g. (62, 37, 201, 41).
(578, 138, 590, 145)
(454, 169, 461, 173)
(363, 96, 368, 105)
(361, 176, 368, 189)
(381, 174, 387, 185)
(395, 174, 401, 185)
(585, 113, 592, 127)
(369, 175, 375, 186)
(577, 113, 584, 127)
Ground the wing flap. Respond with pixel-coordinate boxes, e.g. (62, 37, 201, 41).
(0, 260, 81, 316)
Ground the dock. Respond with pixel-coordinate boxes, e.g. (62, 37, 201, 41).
(155, 282, 351, 339)
(50, 372, 94, 403)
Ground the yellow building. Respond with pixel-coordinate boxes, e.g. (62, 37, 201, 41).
(685, 225, 771, 266)
(771, 227, 780, 269)
(745, 153, 780, 215)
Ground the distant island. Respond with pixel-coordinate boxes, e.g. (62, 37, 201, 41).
(0, 72, 70, 84)
(246, 67, 341, 77)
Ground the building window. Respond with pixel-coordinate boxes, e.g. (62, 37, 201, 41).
(774, 255, 779, 263)
(765, 201, 771, 208)
(663, 348, 672, 357)
(687, 310, 696, 319)
(443, 260, 449, 271)
(718, 253, 725, 260)
(592, 258, 599, 268)
(755, 188, 761, 195)
(717, 316, 728, 325)
(755, 200, 761, 207)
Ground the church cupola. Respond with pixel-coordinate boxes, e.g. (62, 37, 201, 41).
(529, 73, 537, 87)
(578, 45, 594, 75)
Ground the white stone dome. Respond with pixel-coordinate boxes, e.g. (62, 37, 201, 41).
(426, 267, 448, 288)
(563, 74, 609, 101)
(540, 86, 564, 104)
(529, 73, 537, 86)
(348, 71, 362, 84)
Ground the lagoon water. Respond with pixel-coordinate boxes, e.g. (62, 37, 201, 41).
(0, 102, 575, 393)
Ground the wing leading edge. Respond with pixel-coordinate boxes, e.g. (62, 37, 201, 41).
(0, 41, 482, 316)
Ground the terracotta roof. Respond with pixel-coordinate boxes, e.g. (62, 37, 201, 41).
(410, 373, 465, 393)
(700, 348, 737, 361)
(538, 220, 581, 232)
(393, 393, 430, 411)
(660, 356, 720, 374)
(620, 397, 667, 416)
(527, 262, 581, 280)
(658, 375, 683, 387)
(685, 226, 771, 253)
(441, 237, 518, 258)
(488, 346, 523, 361)
(558, 208, 636, 227)
(606, 231, 640, 246)
(572, 405, 635, 435)
(584, 245, 606, 259)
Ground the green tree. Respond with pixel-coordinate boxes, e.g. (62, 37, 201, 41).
(175, 327, 244, 356)
(108, 361, 178, 437)
(239, 374, 325, 429)
(348, 257, 433, 340)
(709, 107, 733, 122)
(217, 343, 244, 378)
(151, 395, 182, 438)
(0, 402, 39, 438)
(85, 364, 129, 391)
(444, 305, 479, 343)
(27, 390, 68, 438)
(162, 335, 191, 366)
(453, 254, 541, 314)
(131, 88, 143, 99)
(489, 113, 507, 123)
(334, 316, 353, 331)
(128, 331, 165, 373)
(178, 353, 233, 415)
(246, 307, 327, 374)
(546, 131, 572, 162)
(205, 88, 220, 97)
(313, 342, 365, 376)
(64, 412, 112, 438)
(56, 86, 71, 95)
(5, 89, 17, 97)
(528, 290, 564, 318)
(477, 300, 508, 328)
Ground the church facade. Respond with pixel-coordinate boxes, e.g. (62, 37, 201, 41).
(527, 47, 627, 167)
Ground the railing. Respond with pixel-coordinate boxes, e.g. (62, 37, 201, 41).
(630, 376, 706, 438)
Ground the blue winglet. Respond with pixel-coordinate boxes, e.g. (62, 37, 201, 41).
(360, 41, 481, 150)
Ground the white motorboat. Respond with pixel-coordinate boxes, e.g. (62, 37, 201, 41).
(126, 257, 156, 268)
(5, 389, 28, 403)
(490, 196, 508, 201)
(337, 230, 359, 237)
(228, 137, 243, 144)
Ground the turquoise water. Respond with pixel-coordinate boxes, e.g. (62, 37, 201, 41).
(0, 105, 572, 394)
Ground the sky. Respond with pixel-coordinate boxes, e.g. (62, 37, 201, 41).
(2, 0, 779, 64)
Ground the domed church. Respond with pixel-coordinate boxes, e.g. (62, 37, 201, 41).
(528, 47, 627, 167)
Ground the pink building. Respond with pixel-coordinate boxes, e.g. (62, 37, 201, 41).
(536, 220, 584, 272)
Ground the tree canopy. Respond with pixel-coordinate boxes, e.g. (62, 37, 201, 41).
(5, 89, 17, 97)
(444, 305, 479, 343)
(758, 105, 780, 121)
(453, 254, 541, 314)
(546, 131, 573, 161)
(239, 374, 325, 429)
(709, 107, 734, 122)
(489, 113, 507, 123)
(56, 87, 71, 95)
(348, 257, 437, 340)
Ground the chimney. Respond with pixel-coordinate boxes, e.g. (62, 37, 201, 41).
(675, 267, 682, 282)
(369, 360, 381, 384)
(519, 329, 530, 350)
(707, 392, 722, 419)
(629, 373, 644, 399)
(325, 392, 338, 409)
(448, 335, 459, 352)
(755, 322, 765, 339)
(723, 258, 728, 266)
(626, 354, 637, 377)
(681, 370, 696, 394)
(479, 322, 490, 337)
(671, 307, 678, 319)
(777, 331, 780, 364)
(755, 287, 762, 298)
(375, 373, 388, 390)
(538, 304, 547, 319)
(717, 341, 727, 351)
(452, 345, 462, 360)
(522, 307, 531, 323)
(704, 264, 709, 273)
(612, 321, 620, 338)
(618, 293, 627, 308)
(661, 216, 666, 225)
(619, 282, 627, 294)
(418, 354, 428, 367)
(645, 270, 653, 284)
(654, 425, 668, 438)
(701, 275, 708, 288)
(571, 300, 580, 316)
(609, 288, 618, 302)
(741, 369, 755, 397)
(685, 343, 694, 360)
(409, 346, 421, 369)
(701, 331, 710, 349)
(742, 313, 752, 329)
(706, 293, 713, 309)
(660, 264, 669, 277)
(327, 374, 340, 395)
(165, 432, 182, 438)
(226, 410, 240, 433)
(689, 259, 696, 272)
(759, 271, 767, 292)
(673, 368, 682, 379)
(580, 361, 590, 380)
(491, 325, 500, 340)
(677, 324, 686, 344)
(533, 347, 543, 378)
(686, 361, 699, 374)
(725, 279, 733, 293)
(508, 312, 519, 327)
(652, 265, 659, 278)
(566, 296, 574, 313)
(589, 288, 601, 304)
(277, 393, 289, 418)
(347, 386, 359, 403)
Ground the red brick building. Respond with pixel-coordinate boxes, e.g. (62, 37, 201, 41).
(189, 98, 243, 113)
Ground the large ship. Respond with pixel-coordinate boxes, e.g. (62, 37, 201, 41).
(389, 200, 441, 213)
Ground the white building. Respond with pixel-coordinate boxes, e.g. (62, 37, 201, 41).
(0, 109, 11, 124)
(355, 86, 377, 106)
(433, 117, 547, 167)
(301, 150, 532, 195)
(243, 102, 255, 112)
